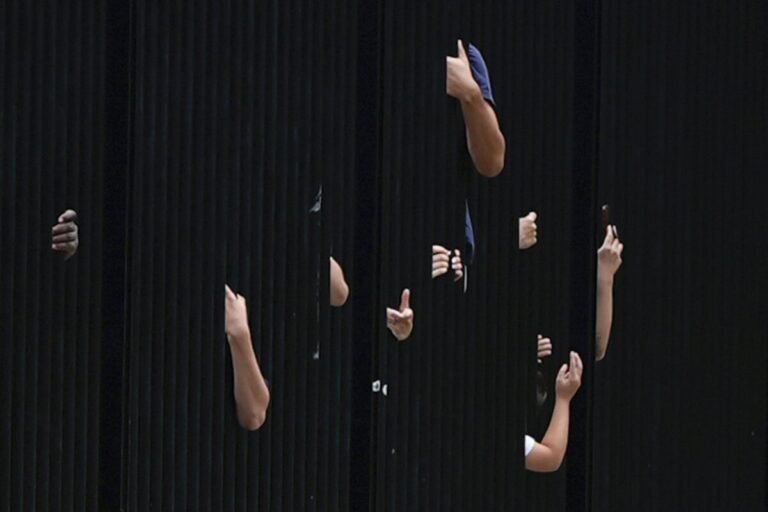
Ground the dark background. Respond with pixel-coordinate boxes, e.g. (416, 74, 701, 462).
(1, 1, 765, 511)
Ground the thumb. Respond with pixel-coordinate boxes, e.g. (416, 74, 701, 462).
(59, 209, 77, 223)
(400, 288, 411, 311)
(557, 363, 568, 379)
(457, 39, 468, 62)
(225, 284, 236, 300)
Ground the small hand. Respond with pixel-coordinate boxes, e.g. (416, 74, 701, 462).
(432, 245, 463, 281)
(386, 288, 414, 341)
(225, 284, 251, 342)
(555, 351, 583, 401)
(597, 225, 624, 282)
(52, 209, 79, 260)
(519, 211, 538, 250)
(537, 334, 552, 363)
(432, 245, 451, 278)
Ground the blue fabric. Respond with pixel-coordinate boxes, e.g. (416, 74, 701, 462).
(464, 200, 475, 264)
(468, 43, 495, 106)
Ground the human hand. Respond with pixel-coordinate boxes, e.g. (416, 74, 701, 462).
(51, 209, 79, 259)
(537, 334, 552, 363)
(597, 225, 623, 282)
(386, 288, 414, 341)
(225, 285, 251, 343)
(432, 245, 463, 281)
(446, 39, 481, 102)
(555, 351, 583, 401)
(519, 211, 538, 249)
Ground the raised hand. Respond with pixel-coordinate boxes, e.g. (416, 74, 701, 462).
(446, 39, 481, 102)
(386, 288, 414, 341)
(51, 209, 79, 260)
(432, 245, 463, 281)
(225, 284, 251, 342)
(597, 225, 624, 282)
(555, 351, 583, 401)
(519, 211, 538, 250)
(537, 334, 552, 363)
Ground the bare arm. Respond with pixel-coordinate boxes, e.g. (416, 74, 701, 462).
(330, 257, 349, 306)
(595, 226, 623, 361)
(225, 285, 270, 430)
(594, 278, 614, 361)
(462, 94, 505, 177)
(447, 40, 505, 177)
(526, 352, 583, 472)
(526, 397, 571, 472)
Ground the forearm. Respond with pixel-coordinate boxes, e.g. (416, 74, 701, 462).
(595, 276, 614, 361)
(539, 397, 571, 468)
(228, 333, 270, 430)
(461, 90, 505, 177)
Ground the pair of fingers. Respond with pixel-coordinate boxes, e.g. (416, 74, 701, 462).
(602, 225, 624, 254)
(432, 245, 463, 281)
(225, 284, 247, 305)
(557, 351, 584, 381)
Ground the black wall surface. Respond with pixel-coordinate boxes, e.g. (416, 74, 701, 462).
(123, 1, 357, 510)
(591, 1, 768, 511)
(0, 2, 106, 510)
(1, 1, 765, 511)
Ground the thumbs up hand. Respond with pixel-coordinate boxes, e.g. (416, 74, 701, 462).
(446, 39, 480, 102)
(386, 288, 414, 341)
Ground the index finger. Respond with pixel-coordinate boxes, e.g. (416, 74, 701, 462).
(432, 244, 450, 254)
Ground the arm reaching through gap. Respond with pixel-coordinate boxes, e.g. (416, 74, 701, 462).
(225, 285, 270, 431)
(525, 351, 583, 472)
(446, 40, 505, 177)
(595, 225, 623, 360)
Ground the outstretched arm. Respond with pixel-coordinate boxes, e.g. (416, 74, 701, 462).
(446, 40, 505, 177)
(526, 352, 583, 472)
(595, 226, 623, 361)
(225, 285, 270, 430)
